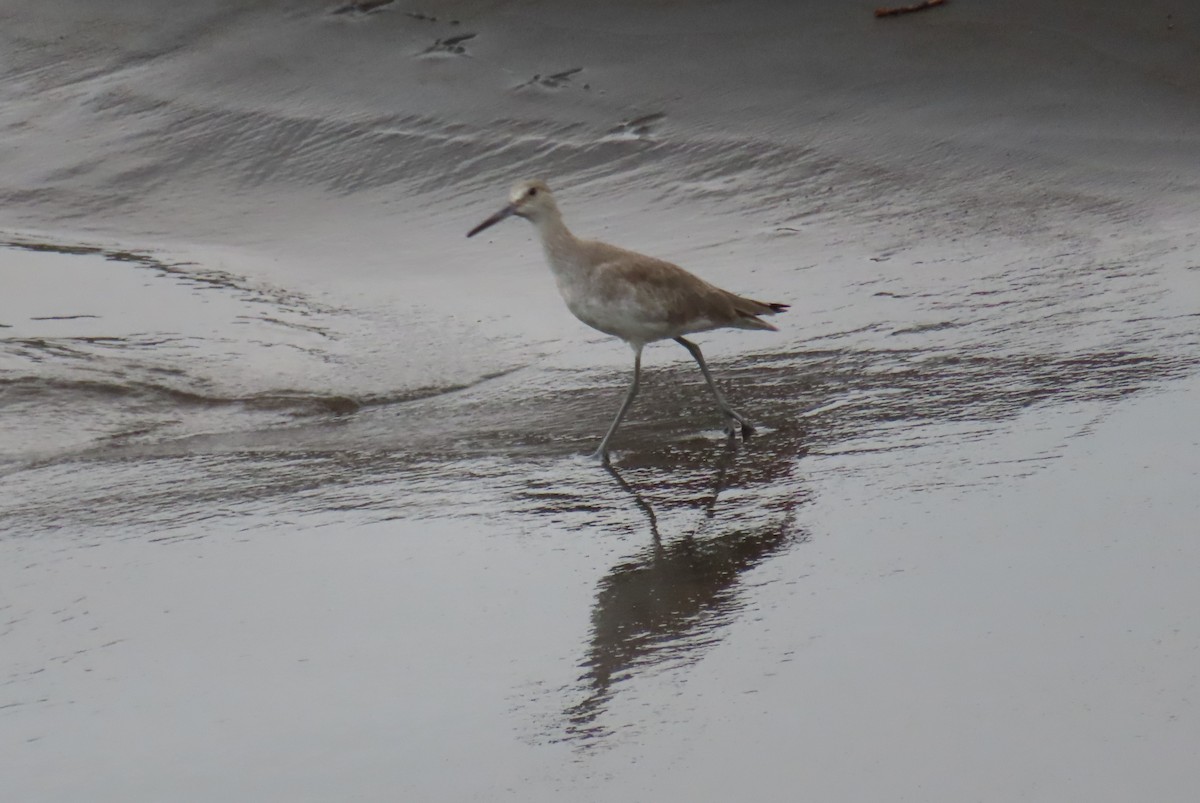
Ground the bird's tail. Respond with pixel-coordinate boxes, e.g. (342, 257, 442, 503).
(727, 293, 789, 331)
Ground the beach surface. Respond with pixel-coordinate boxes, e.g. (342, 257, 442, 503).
(3, 1, 1199, 800)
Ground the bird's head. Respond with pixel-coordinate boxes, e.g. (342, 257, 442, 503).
(467, 179, 556, 237)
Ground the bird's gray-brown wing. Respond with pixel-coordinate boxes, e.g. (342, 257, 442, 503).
(589, 244, 787, 333)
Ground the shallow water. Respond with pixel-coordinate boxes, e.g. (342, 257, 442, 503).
(3, 1, 1200, 800)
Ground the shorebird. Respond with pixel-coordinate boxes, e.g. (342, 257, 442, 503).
(467, 179, 787, 460)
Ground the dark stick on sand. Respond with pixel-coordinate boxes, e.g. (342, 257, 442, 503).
(331, 0, 393, 14)
(874, 0, 946, 18)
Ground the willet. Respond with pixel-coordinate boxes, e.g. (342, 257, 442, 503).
(467, 179, 787, 461)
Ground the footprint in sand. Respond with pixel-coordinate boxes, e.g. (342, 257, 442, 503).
(405, 11, 460, 24)
(607, 113, 665, 140)
(419, 32, 476, 56)
(516, 67, 585, 91)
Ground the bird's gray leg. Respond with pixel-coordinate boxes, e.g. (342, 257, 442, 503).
(592, 345, 643, 462)
(674, 337, 755, 438)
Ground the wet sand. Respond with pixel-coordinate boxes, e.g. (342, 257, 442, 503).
(3, 1, 1200, 800)
(5, 372, 1199, 800)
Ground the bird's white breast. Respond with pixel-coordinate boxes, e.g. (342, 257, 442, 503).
(555, 270, 686, 345)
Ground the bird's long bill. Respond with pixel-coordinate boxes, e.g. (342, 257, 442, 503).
(466, 203, 517, 238)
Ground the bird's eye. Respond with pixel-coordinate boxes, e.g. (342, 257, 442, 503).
(528, 187, 538, 197)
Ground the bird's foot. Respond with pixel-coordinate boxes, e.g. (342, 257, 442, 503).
(589, 446, 612, 464)
(724, 417, 756, 440)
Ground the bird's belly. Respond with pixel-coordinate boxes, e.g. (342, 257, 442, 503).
(562, 289, 696, 344)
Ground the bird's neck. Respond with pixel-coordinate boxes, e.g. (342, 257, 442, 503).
(532, 208, 584, 276)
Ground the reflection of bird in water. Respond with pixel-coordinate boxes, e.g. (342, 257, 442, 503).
(468, 180, 787, 461)
(564, 441, 800, 743)
(602, 459, 665, 543)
